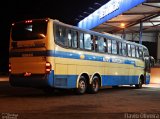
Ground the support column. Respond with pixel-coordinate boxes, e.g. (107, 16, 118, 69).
(139, 21, 143, 44)
(123, 29, 126, 39)
(157, 32, 160, 62)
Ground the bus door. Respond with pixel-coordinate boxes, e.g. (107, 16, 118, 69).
(143, 48, 151, 84)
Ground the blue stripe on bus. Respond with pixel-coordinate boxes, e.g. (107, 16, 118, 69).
(10, 70, 150, 88)
(53, 75, 142, 88)
(101, 75, 139, 86)
(54, 75, 77, 88)
(10, 50, 144, 68)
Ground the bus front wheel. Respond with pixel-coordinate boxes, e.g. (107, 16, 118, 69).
(76, 76, 87, 95)
(135, 79, 142, 89)
(87, 76, 99, 94)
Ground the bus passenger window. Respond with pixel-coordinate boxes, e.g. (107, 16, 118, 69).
(55, 26, 67, 46)
(91, 35, 97, 51)
(68, 30, 78, 48)
(104, 38, 108, 53)
(112, 40, 117, 55)
(97, 37, 105, 52)
(68, 30, 72, 47)
(136, 46, 139, 58)
(79, 33, 84, 49)
(122, 43, 127, 56)
(139, 47, 143, 59)
(108, 39, 112, 54)
(118, 42, 122, 55)
(72, 31, 78, 48)
(84, 33, 91, 50)
(144, 48, 149, 57)
(127, 44, 131, 57)
(131, 45, 136, 57)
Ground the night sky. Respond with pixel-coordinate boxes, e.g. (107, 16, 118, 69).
(0, 0, 108, 72)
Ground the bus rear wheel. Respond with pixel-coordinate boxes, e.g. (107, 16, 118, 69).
(76, 76, 87, 95)
(88, 76, 99, 94)
(135, 79, 143, 89)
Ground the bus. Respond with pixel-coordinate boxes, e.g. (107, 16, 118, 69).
(9, 18, 152, 94)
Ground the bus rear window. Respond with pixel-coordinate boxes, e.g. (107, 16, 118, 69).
(11, 20, 48, 41)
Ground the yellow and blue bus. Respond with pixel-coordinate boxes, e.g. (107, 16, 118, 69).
(9, 18, 152, 94)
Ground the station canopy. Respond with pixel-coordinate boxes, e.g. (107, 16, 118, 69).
(77, 0, 160, 34)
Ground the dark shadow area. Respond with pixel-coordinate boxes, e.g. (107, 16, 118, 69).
(0, 81, 149, 98)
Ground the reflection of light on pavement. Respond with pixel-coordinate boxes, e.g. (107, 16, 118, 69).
(151, 76, 160, 84)
(151, 68, 160, 84)
(0, 77, 9, 81)
(143, 83, 160, 88)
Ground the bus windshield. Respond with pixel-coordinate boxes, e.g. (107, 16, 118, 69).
(11, 20, 48, 41)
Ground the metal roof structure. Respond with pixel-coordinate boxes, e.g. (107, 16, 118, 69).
(77, 0, 160, 34)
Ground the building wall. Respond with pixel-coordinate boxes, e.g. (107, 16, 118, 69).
(115, 32, 158, 60)
(115, 33, 157, 42)
(157, 33, 160, 60)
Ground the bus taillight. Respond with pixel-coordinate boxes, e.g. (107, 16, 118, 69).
(25, 20, 32, 23)
(46, 62, 51, 74)
(9, 63, 11, 73)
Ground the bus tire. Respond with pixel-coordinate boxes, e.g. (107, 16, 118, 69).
(135, 79, 142, 89)
(87, 76, 99, 94)
(76, 76, 87, 95)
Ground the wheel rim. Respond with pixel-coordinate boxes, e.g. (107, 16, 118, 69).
(92, 79, 98, 91)
(139, 80, 142, 87)
(79, 80, 86, 92)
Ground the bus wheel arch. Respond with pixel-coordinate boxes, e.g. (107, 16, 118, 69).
(135, 74, 144, 89)
(87, 73, 102, 94)
(140, 75, 145, 84)
(90, 73, 102, 87)
(76, 73, 90, 94)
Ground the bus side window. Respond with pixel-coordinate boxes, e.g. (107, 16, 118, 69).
(84, 33, 92, 50)
(91, 35, 98, 51)
(122, 43, 127, 56)
(139, 47, 143, 59)
(55, 25, 67, 46)
(127, 44, 131, 57)
(68, 30, 78, 48)
(72, 31, 78, 48)
(136, 46, 139, 58)
(144, 48, 149, 57)
(118, 42, 122, 55)
(131, 45, 136, 57)
(79, 32, 84, 49)
(104, 38, 108, 53)
(108, 39, 112, 54)
(68, 30, 72, 47)
(112, 40, 117, 55)
(97, 37, 105, 53)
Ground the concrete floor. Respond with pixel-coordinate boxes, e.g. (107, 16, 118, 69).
(150, 68, 160, 84)
(0, 68, 159, 119)
(0, 81, 160, 119)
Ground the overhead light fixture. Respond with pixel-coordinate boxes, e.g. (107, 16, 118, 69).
(120, 23, 125, 28)
(88, 7, 96, 11)
(94, 2, 101, 6)
(83, 12, 90, 15)
(79, 15, 84, 18)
